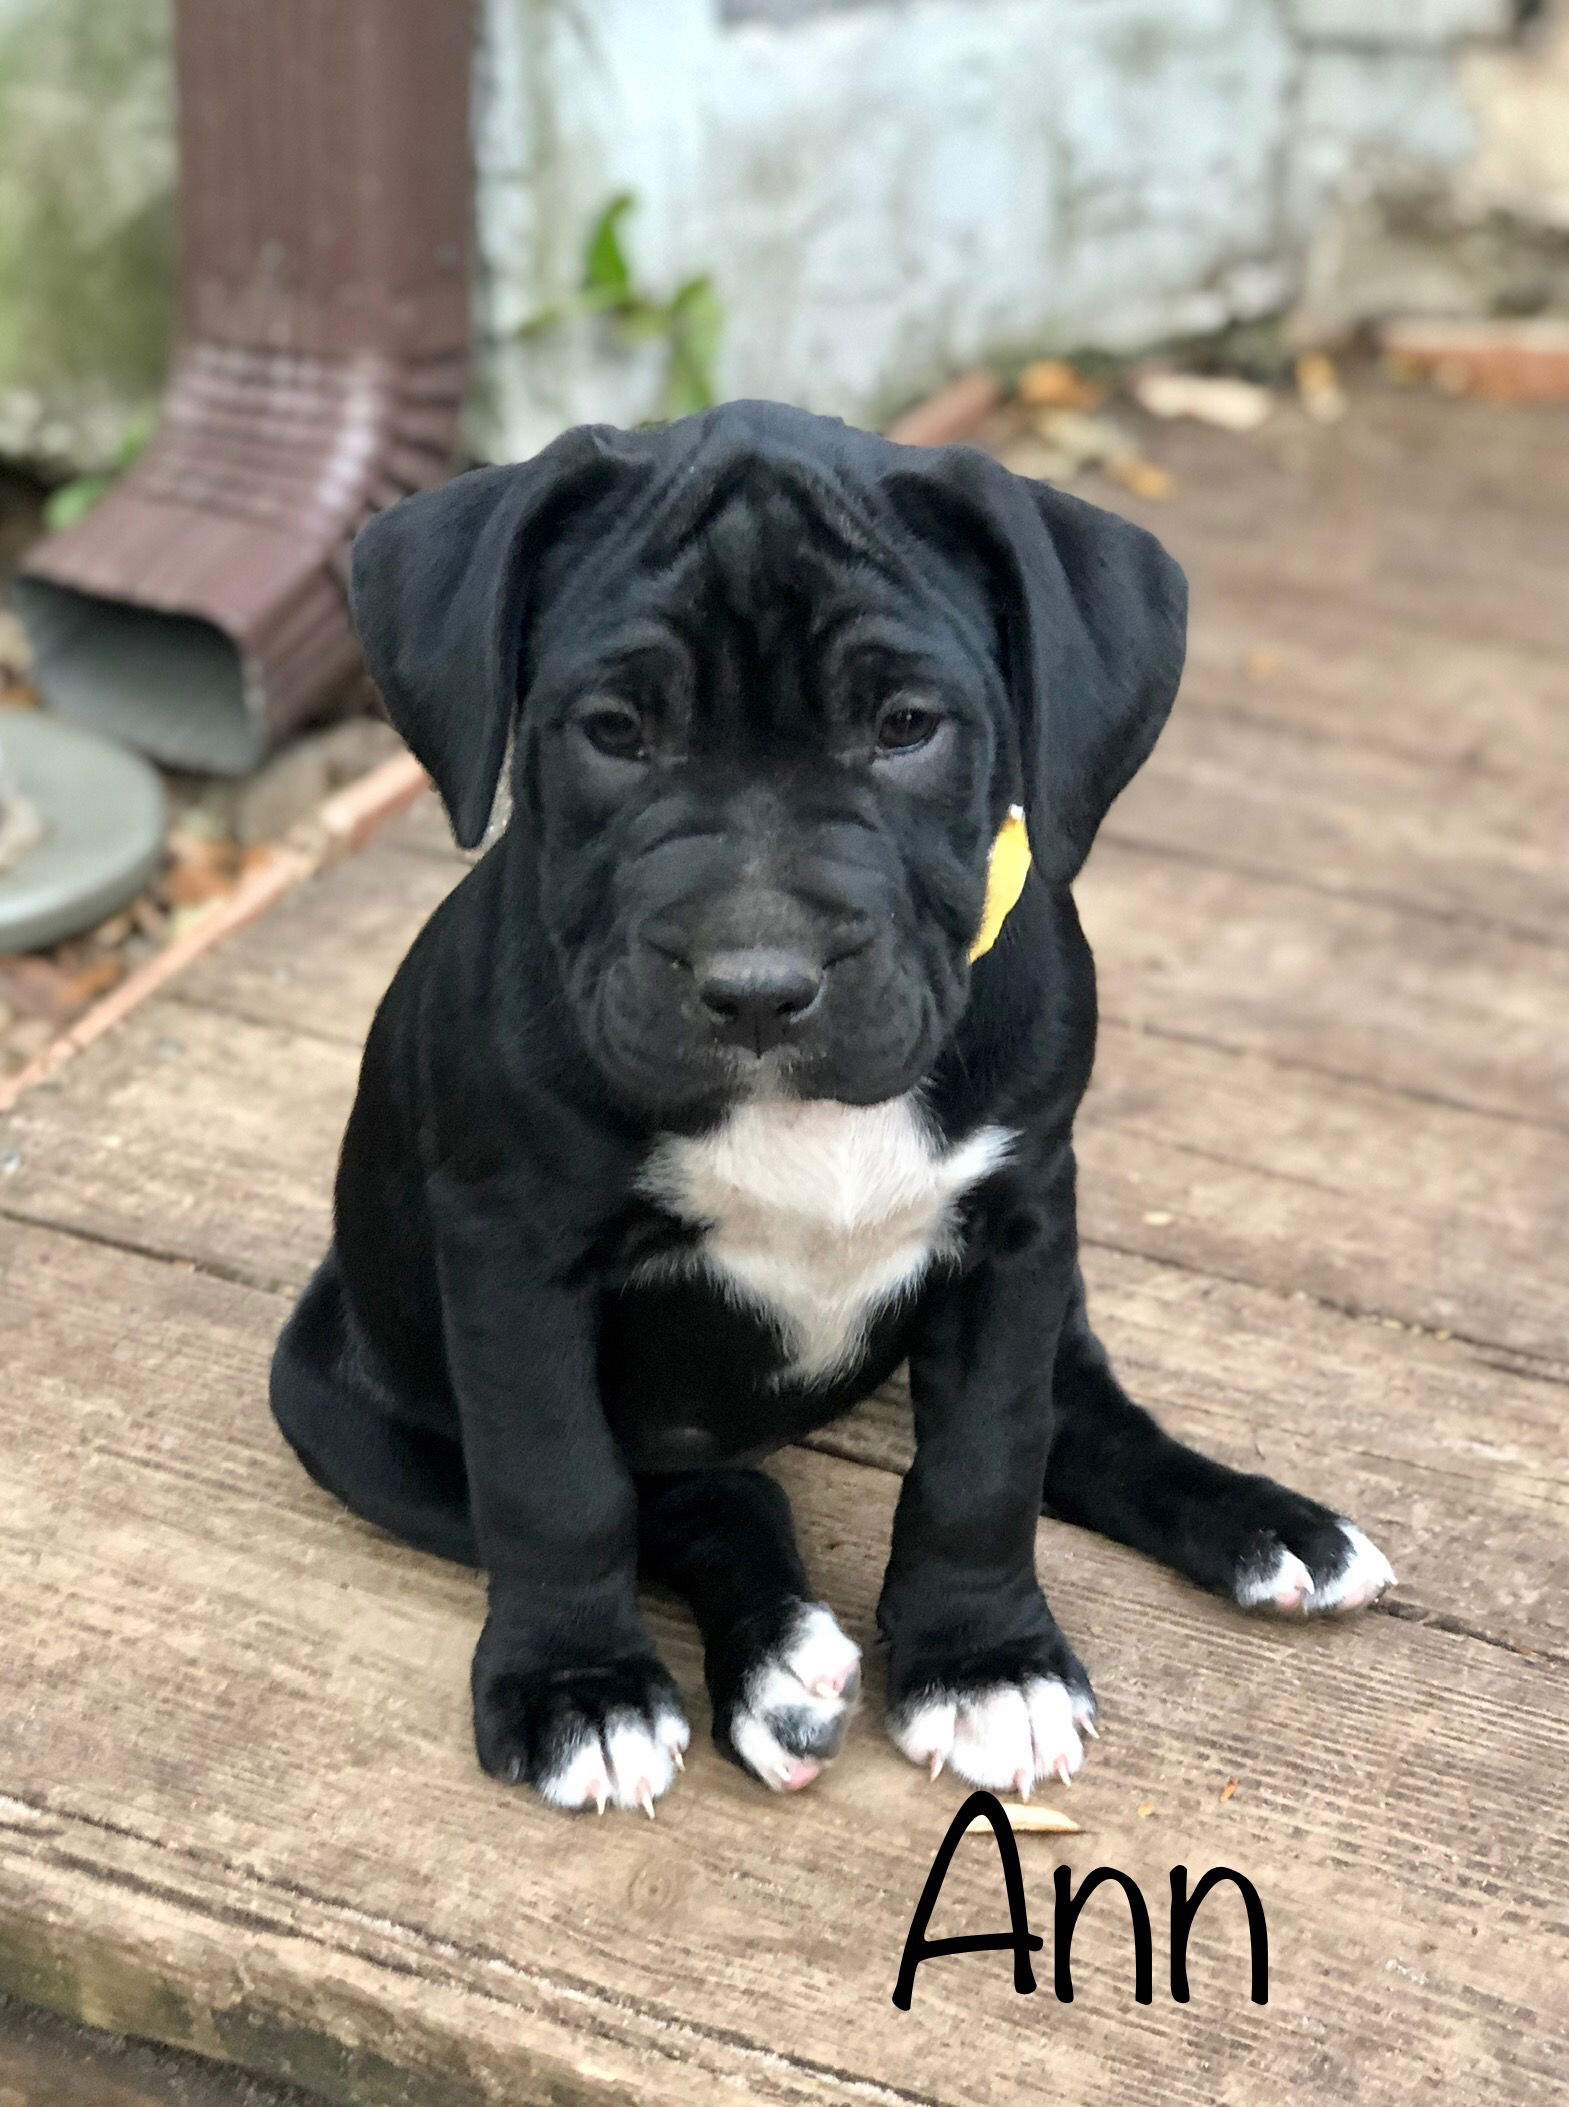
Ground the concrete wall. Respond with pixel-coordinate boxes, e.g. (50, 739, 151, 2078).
(475, 0, 1508, 458)
(0, 0, 174, 470)
(0, 0, 1525, 472)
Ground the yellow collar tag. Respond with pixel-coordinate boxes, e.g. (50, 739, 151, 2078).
(969, 806, 1031, 962)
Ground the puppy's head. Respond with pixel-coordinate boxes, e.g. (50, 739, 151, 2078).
(352, 403, 1185, 1113)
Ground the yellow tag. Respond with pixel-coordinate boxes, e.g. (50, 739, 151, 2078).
(969, 806, 1031, 962)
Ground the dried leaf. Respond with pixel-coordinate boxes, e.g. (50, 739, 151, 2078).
(0, 612, 34, 680)
(1105, 453, 1175, 502)
(966, 1803, 1083, 1836)
(1136, 1800, 1157, 1819)
(161, 830, 242, 910)
(1295, 351, 1347, 424)
(1219, 1778, 1240, 1804)
(89, 909, 137, 949)
(1029, 408, 1129, 468)
(1017, 358, 1107, 412)
(55, 954, 124, 1009)
(132, 895, 169, 942)
(1132, 370, 1274, 432)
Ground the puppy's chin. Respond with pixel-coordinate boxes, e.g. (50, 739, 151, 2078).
(586, 1014, 947, 1122)
(588, 1035, 939, 1122)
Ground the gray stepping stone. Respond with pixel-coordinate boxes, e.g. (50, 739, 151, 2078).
(0, 710, 165, 953)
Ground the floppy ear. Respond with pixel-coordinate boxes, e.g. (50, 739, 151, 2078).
(887, 449, 1187, 887)
(349, 426, 643, 848)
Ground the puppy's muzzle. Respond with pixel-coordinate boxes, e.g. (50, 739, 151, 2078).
(693, 947, 824, 1056)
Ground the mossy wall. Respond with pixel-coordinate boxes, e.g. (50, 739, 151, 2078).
(0, 0, 174, 471)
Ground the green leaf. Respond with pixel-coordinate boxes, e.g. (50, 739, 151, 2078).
(613, 297, 673, 344)
(44, 471, 114, 531)
(518, 193, 726, 424)
(112, 411, 155, 469)
(659, 275, 724, 419)
(41, 414, 153, 531)
(581, 191, 636, 301)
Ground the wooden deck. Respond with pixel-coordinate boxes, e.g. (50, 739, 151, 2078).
(2, 385, 1567, 2105)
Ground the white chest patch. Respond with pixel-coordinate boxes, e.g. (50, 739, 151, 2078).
(639, 1098, 1014, 1383)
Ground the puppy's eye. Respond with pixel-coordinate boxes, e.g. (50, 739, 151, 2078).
(874, 700, 942, 756)
(578, 702, 647, 761)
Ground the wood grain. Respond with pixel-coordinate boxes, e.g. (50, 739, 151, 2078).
(1103, 703, 1569, 946)
(1079, 838, 1569, 1128)
(2, 1218, 1565, 2107)
(1179, 582, 1569, 780)
(1076, 1018, 1569, 1364)
(7, 975, 1565, 1366)
(822, 1239, 1569, 1665)
(174, 837, 461, 1046)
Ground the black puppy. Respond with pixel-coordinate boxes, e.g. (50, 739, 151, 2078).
(271, 401, 1394, 1813)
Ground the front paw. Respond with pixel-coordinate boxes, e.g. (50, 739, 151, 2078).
(1230, 1505, 1397, 1618)
(886, 1637, 1097, 1794)
(475, 1652, 690, 1814)
(711, 1601, 862, 1793)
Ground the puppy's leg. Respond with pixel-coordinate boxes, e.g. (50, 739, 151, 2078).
(880, 1192, 1099, 1795)
(1045, 1274, 1395, 1615)
(638, 1470, 860, 1792)
(270, 1249, 479, 1566)
(433, 1211, 690, 1814)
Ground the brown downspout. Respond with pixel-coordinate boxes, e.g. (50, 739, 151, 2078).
(13, 0, 476, 775)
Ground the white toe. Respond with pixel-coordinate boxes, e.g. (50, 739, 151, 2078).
(1311, 1522, 1397, 1613)
(891, 1675, 1091, 1792)
(535, 1730, 613, 1812)
(537, 1708, 689, 1813)
(889, 1694, 957, 1774)
(1025, 1676, 1090, 1785)
(1235, 1543, 1316, 1612)
(774, 1602, 862, 1701)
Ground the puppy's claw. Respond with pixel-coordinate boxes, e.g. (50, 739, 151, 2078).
(928, 1751, 945, 1782)
(1081, 1717, 1099, 1741)
(671, 1746, 685, 1772)
(638, 1783, 656, 1820)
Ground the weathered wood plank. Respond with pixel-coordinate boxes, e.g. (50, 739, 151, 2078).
(1, 1004, 344, 1291)
(1090, 391, 1569, 666)
(3, 1217, 1565, 2107)
(378, 786, 470, 865)
(1104, 702, 1569, 945)
(8, 976, 1566, 1366)
(0, 1988, 323, 2107)
(4, 1024, 1568, 1657)
(1180, 581, 1569, 780)
(1078, 1018, 1569, 1365)
(175, 840, 461, 1046)
(1079, 838, 1569, 1128)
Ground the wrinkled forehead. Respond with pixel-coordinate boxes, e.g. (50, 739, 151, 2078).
(525, 457, 997, 716)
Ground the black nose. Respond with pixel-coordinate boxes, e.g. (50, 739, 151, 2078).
(695, 948, 824, 1054)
